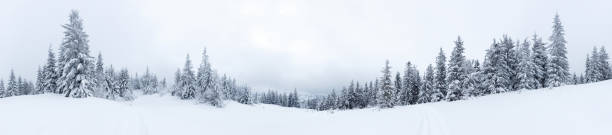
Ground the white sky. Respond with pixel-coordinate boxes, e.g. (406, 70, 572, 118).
(1, 0, 611, 94)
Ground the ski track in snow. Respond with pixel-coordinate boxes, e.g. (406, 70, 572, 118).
(1, 80, 611, 135)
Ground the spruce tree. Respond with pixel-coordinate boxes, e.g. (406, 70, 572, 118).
(6, 70, 18, 97)
(56, 10, 96, 98)
(531, 34, 548, 88)
(377, 60, 395, 108)
(446, 36, 467, 101)
(599, 47, 610, 80)
(0, 80, 4, 97)
(179, 54, 197, 99)
(42, 46, 58, 93)
(433, 48, 447, 101)
(546, 13, 570, 87)
(196, 48, 214, 101)
(516, 39, 538, 90)
(35, 67, 44, 94)
(419, 64, 435, 103)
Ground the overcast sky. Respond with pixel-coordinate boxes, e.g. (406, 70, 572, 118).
(1, 0, 611, 94)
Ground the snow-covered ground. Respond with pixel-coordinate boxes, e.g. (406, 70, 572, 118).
(1, 81, 611, 135)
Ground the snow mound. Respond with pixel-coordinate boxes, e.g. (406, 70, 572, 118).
(1, 81, 611, 135)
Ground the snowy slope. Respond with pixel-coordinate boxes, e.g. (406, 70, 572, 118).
(1, 81, 611, 135)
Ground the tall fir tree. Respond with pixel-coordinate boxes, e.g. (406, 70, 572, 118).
(516, 39, 538, 89)
(179, 54, 197, 99)
(42, 46, 58, 93)
(403, 62, 421, 104)
(196, 48, 216, 102)
(56, 10, 96, 98)
(546, 13, 570, 87)
(599, 47, 611, 80)
(6, 70, 18, 97)
(433, 48, 447, 101)
(419, 64, 436, 103)
(377, 60, 395, 108)
(0, 80, 4, 97)
(446, 36, 467, 101)
(531, 34, 548, 88)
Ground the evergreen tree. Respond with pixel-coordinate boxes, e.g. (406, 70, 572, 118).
(377, 60, 395, 108)
(482, 40, 509, 94)
(394, 72, 403, 105)
(178, 54, 197, 99)
(42, 46, 58, 93)
(402, 62, 421, 104)
(419, 64, 436, 103)
(56, 10, 96, 98)
(547, 13, 570, 87)
(599, 47, 611, 80)
(433, 48, 447, 101)
(196, 48, 215, 102)
(201, 72, 222, 107)
(116, 68, 133, 100)
(587, 47, 602, 82)
(0, 80, 4, 97)
(34, 67, 44, 94)
(516, 39, 538, 90)
(531, 34, 548, 88)
(6, 70, 18, 97)
(446, 36, 468, 101)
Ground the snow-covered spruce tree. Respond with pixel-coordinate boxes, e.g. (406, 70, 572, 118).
(531, 34, 548, 88)
(546, 13, 570, 87)
(377, 60, 396, 108)
(516, 39, 538, 90)
(499, 36, 518, 91)
(101, 65, 117, 100)
(419, 64, 435, 103)
(5, 70, 19, 97)
(141, 67, 159, 95)
(117, 68, 133, 101)
(482, 40, 509, 94)
(446, 36, 468, 101)
(171, 68, 181, 96)
(433, 48, 447, 101)
(34, 67, 44, 94)
(393, 72, 403, 105)
(93, 53, 105, 97)
(56, 10, 96, 98)
(0, 80, 4, 97)
(196, 48, 214, 101)
(599, 47, 611, 80)
(178, 55, 197, 99)
(200, 71, 223, 107)
(464, 61, 485, 97)
(586, 47, 602, 82)
(42, 46, 58, 94)
(403, 62, 421, 105)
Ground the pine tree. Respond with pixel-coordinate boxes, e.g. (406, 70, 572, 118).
(433, 48, 447, 101)
(201, 72, 222, 107)
(403, 62, 421, 104)
(587, 47, 602, 82)
(547, 13, 570, 87)
(446, 36, 467, 101)
(178, 54, 197, 99)
(482, 40, 509, 94)
(34, 67, 44, 94)
(419, 64, 435, 103)
(377, 60, 395, 108)
(117, 68, 133, 100)
(599, 47, 611, 80)
(6, 70, 18, 97)
(172, 68, 181, 96)
(196, 48, 215, 102)
(394, 72, 403, 105)
(142, 67, 158, 95)
(42, 46, 58, 93)
(516, 39, 538, 90)
(531, 34, 548, 88)
(56, 10, 96, 98)
(0, 80, 4, 98)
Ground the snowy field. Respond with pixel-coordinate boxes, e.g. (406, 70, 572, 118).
(1, 81, 610, 135)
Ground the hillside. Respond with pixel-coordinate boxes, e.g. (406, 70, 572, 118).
(0, 81, 610, 135)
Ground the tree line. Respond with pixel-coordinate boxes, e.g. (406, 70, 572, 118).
(0, 11, 609, 110)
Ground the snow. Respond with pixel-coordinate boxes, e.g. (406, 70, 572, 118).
(1, 81, 611, 135)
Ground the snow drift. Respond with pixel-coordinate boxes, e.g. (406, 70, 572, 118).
(1, 81, 611, 135)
